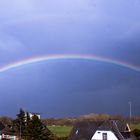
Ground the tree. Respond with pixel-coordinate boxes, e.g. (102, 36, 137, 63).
(13, 108, 53, 140)
(24, 112, 31, 139)
(13, 108, 26, 138)
(0, 116, 13, 126)
(27, 115, 50, 140)
(133, 129, 140, 138)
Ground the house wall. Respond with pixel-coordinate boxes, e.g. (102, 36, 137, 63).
(91, 130, 118, 140)
(0, 135, 16, 140)
(29, 113, 41, 119)
(8, 135, 16, 140)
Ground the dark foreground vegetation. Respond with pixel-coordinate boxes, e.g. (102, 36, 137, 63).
(0, 112, 140, 140)
(10, 108, 56, 140)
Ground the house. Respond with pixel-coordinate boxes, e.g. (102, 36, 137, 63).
(68, 120, 137, 140)
(24, 112, 41, 121)
(0, 122, 17, 140)
(91, 120, 136, 140)
(28, 112, 41, 119)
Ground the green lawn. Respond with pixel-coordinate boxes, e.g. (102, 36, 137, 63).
(130, 123, 140, 130)
(48, 125, 73, 138)
(48, 123, 140, 138)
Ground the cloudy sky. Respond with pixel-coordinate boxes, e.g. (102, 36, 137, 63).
(0, 0, 140, 118)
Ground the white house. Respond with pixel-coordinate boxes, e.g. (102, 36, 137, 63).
(92, 130, 119, 140)
(0, 122, 17, 140)
(24, 112, 41, 120)
(28, 112, 41, 119)
(0, 134, 16, 140)
(91, 120, 132, 140)
(68, 120, 137, 140)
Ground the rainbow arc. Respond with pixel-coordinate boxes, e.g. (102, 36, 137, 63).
(0, 54, 140, 73)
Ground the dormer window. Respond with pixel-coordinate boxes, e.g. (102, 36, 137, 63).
(102, 133, 107, 140)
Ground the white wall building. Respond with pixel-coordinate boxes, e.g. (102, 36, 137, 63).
(0, 134, 16, 140)
(91, 130, 118, 140)
(28, 112, 41, 119)
(67, 120, 137, 140)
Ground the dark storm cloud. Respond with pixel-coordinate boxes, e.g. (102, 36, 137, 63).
(0, 0, 140, 117)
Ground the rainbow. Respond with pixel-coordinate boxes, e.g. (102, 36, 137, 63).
(0, 54, 140, 73)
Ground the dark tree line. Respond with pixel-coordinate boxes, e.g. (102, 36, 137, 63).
(13, 108, 53, 140)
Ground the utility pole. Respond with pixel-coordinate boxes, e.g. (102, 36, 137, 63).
(128, 101, 132, 120)
(20, 121, 22, 140)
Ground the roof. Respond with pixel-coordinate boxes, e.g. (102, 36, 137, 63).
(28, 112, 41, 115)
(1, 125, 15, 135)
(68, 120, 137, 140)
(121, 132, 137, 140)
(0, 122, 16, 135)
(68, 121, 103, 140)
(98, 120, 128, 132)
(98, 120, 130, 140)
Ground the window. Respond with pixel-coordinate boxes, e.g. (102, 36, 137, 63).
(102, 133, 107, 140)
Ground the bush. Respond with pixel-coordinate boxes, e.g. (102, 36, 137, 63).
(133, 129, 140, 137)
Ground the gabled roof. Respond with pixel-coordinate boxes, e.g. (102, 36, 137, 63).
(98, 120, 130, 132)
(68, 121, 103, 140)
(121, 132, 137, 140)
(68, 120, 137, 140)
(0, 122, 16, 135)
(98, 120, 128, 132)
(98, 120, 127, 140)
(1, 125, 15, 135)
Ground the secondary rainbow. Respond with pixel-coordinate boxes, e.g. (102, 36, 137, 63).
(0, 54, 140, 73)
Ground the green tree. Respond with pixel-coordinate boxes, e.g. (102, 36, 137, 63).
(13, 109, 53, 140)
(13, 108, 26, 138)
(24, 112, 31, 139)
(27, 115, 50, 140)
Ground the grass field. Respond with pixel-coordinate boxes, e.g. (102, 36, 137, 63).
(48, 123, 140, 138)
(48, 125, 73, 137)
(130, 123, 140, 130)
